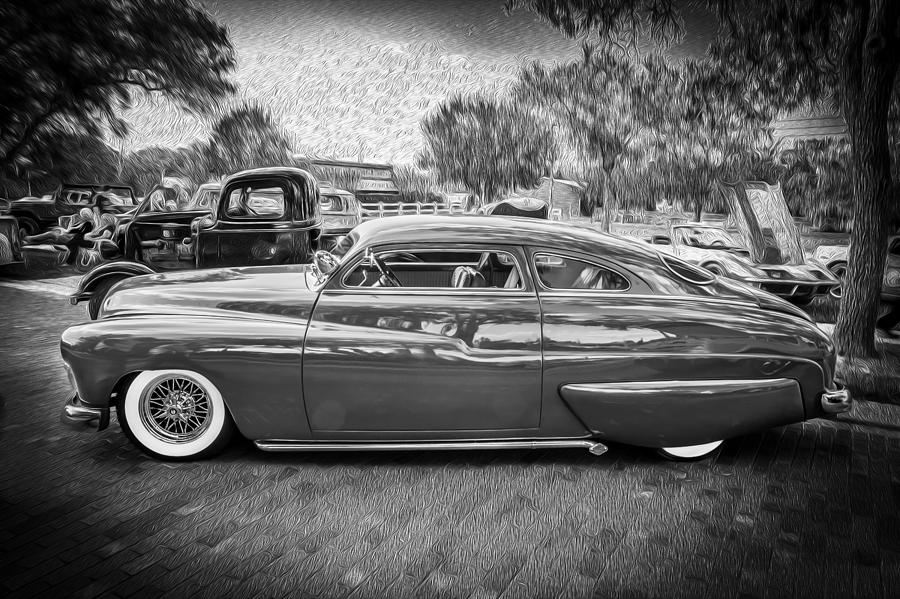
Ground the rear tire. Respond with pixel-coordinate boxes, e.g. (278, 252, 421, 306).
(16, 216, 39, 238)
(117, 370, 235, 461)
(87, 275, 129, 319)
(657, 440, 723, 461)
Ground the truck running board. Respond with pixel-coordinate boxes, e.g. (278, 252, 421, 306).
(254, 439, 608, 455)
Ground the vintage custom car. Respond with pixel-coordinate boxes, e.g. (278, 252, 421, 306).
(318, 184, 362, 251)
(702, 181, 840, 305)
(70, 167, 322, 319)
(648, 223, 838, 305)
(478, 196, 549, 219)
(7, 183, 138, 236)
(813, 235, 900, 302)
(61, 215, 851, 462)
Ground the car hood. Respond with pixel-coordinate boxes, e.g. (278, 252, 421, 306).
(102, 264, 321, 322)
(322, 213, 360, 232)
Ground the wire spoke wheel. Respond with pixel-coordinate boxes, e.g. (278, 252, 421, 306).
(139, 375, 213, 444)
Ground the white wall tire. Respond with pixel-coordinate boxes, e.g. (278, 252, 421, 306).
(117, 370, 234, 460)
(657, 440, 723, 461)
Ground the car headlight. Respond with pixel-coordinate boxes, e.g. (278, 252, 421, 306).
(886, 268, 900, 288)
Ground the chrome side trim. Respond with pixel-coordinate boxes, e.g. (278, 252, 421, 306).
(561, 378, 793, 395)
(254, 439, 608, 455)
(821, 388, 852, 414)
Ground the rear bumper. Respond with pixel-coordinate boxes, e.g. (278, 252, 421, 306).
(60, 395, 109, 430)
(820, 387, 852, 414)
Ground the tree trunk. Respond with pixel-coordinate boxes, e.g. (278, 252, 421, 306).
(599, 175, 610, 233)
(693, 199, 702, 223)
(832, 0, 899, 359)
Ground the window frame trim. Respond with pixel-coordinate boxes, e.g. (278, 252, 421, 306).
(333, 243, 532, 293)
(530, 250, 633, 294)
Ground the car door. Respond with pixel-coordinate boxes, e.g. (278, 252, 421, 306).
(302, 244, 543, 438)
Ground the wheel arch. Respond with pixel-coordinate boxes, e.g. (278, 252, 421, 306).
(72, 261, 156, 303)
(61, 315, 311, 440)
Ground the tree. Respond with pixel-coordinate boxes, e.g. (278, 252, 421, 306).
(419, 94, 556, 206)
(206, 103, 293, 177)
(650, 55, 774, 221)
(515, 43, 657, 232)
(0, 0, 235, 171)
(509, 0, 900, 359)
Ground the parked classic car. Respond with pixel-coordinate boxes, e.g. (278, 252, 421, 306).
(318, 183, 362, 251)
(648, 223, 838, 305)
(477, 196, 549, 219)
(70, 167, 322, 319)
(7, 183, 137, 236)
(60, 215, 850, 461)
(0, 213, 24, 268)
(813, 235, 900, 302)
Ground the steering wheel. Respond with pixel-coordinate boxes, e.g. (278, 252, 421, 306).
(368, 251, 402, 287)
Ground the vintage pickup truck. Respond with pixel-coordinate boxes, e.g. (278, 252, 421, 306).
(7, 183, 137, 235)
(71, 167, 322, 318)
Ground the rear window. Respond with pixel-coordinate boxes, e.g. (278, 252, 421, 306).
(226, 185, 286, 220)
(533, 253, 630, 291)
(660, 254, 715, 285)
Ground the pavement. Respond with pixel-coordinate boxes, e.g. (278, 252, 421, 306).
(2, 282, 900, 598)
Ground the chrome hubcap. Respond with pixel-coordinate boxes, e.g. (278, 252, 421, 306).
(140, 376, 211, 443)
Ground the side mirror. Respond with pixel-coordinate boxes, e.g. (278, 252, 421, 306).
(314, 250, 339, 276)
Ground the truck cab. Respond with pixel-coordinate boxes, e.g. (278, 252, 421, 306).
(73, 167, 322, 317)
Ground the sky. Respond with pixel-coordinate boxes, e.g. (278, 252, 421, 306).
(122, 0, 720, 163)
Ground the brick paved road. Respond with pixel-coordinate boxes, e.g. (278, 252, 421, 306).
(2, 283, 900, 599)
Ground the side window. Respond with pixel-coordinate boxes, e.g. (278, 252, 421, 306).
(343, 248, 524, 289)
(533, 253, 630, 291)
(225, 184, 286, 220)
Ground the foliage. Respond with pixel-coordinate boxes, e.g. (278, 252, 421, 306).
(206, 102, 293, 178)
(0, 0, 235, 171)
(419, 93, 556, 206)
(516, 43, 660, 230)
(510, 0, 900, 359)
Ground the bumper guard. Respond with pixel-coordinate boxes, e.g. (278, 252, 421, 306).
(820, 387, 852, 414)
(61, 395, 110, 430)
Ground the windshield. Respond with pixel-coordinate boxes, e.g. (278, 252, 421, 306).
(330, 231, 358, 259)
(185, 188, 220, 212)
(674, 227, 740, 250)
(144, 187, 191, 213)
(319, 194, 350, 213)
(97, 191, 138, 213)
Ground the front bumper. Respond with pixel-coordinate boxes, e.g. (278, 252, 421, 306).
(743, 277, 837, 298)
(60, 395, 110, 430)
(820, 387, 852, 415)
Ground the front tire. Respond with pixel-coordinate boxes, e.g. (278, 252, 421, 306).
(117, 370, 235, 460)
(657, 440, 723, 461)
